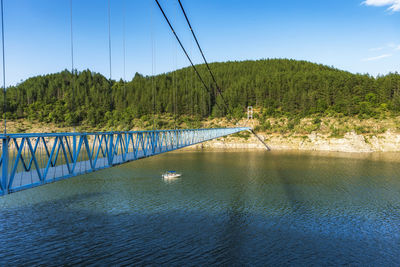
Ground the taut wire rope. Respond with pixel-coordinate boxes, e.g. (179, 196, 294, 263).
(150, 0, 156, 130)
(1, 0, 6, 134)
(69, 0, 75, 128)
(177, 0, 230, 114)
(154, 0, 225, 113)
(173, 36, 177, 129)
(122, 0, 126, 98)
(70, 0, 74, 75)
(108, 0, 112, 80)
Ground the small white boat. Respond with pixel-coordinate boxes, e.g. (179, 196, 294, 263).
(162, 171, 182, 179)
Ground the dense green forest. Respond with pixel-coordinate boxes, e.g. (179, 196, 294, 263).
(2, 59, 400, 128)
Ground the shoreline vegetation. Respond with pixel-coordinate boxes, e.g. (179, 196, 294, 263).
(3, 59, 400, 153)
(5, 115, 400, 153)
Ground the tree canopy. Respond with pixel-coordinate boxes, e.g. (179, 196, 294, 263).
(2, 59, 400, 127)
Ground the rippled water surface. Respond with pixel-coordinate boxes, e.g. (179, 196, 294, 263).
(1, 151, 400, 266)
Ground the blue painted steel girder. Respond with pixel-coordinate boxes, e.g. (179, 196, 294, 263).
(0, 127, 249, 196)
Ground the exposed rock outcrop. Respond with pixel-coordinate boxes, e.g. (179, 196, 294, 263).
(190, 131, 400, 153)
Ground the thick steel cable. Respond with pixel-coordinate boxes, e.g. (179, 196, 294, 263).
(177, 0, 230, 113)
(1, 0, 6, 134)
(154, 0, 224, 112)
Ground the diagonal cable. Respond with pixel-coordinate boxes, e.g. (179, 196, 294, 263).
(154, 0, 224, 112)
(177, 0, 230, 113)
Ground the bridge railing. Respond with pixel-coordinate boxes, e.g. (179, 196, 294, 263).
(0, 127, 249, 195)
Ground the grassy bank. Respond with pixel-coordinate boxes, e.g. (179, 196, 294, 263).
(4, 114, 400, 137)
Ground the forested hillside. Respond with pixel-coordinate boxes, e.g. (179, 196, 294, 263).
(3, 59, 400, 127)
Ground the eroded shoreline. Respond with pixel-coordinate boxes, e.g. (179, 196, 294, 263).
(186, 131, 400, 153)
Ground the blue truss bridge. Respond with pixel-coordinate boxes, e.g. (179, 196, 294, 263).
(0, 1, 269, 196)
(0, 128, 250, 195)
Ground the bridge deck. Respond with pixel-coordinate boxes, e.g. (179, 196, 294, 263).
(1, 128, 250, 195)
(12, 146, 184, 191)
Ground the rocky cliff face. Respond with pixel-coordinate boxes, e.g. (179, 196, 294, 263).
(192, 131, 400, 153)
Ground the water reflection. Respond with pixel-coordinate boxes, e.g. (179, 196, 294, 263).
(162, 176, 181, 184)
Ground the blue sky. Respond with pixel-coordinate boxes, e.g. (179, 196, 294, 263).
(2, 0, 400, 85)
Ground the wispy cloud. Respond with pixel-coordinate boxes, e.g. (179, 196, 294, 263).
(363, 0, 400, 12)
(369, 43, 400, 52)
(363, 54, 393, 61)
(369, 47, 385, 52)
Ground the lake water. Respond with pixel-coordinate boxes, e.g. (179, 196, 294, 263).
(0, 150, 400, 266)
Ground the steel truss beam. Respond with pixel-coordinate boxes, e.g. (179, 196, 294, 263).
(0, 127, 249, 195)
